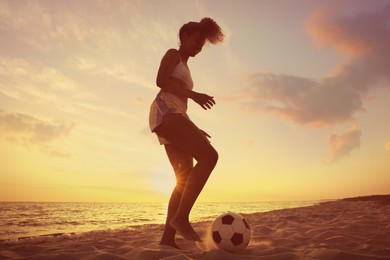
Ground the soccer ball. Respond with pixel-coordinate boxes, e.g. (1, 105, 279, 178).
(211, 212, 251, 253)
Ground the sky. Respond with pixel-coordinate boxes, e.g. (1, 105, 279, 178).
(0, 0, 389, 203)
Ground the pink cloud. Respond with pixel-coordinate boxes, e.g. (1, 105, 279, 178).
(244, 5, 390, 127)
(307, 3, 372, 58)
(240, 3, 389, 162)
(245, 72, 365, 127)
(325, 127, 361, 163)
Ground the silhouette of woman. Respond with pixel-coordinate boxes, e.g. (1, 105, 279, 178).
(149, 17, 224, 248)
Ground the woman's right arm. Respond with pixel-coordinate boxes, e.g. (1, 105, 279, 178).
(156, 49, 193, 98)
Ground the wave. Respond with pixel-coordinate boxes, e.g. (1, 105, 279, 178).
(0, 200, 321, 241)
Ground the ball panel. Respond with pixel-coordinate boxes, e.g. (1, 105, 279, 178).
(218, 224, 234, 238)
(219, 239, 235, 252)
(243, 229, 251, 245)
(221, 214, 235, 225)
(229, 212, 244, 220)
(231, 233, 244, 246)
(212, 231, 222, 244)
(231, 219, 246, 233)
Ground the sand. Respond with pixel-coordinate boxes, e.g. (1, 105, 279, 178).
(1, 195, 390, 260)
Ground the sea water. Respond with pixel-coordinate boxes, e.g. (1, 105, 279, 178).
(0, 201, 321, 241)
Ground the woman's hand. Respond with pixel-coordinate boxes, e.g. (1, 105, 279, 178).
(190, 92, 216, 110)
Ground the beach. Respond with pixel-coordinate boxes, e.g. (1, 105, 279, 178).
(1, 195, 389, 260)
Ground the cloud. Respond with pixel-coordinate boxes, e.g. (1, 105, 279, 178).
(0, 109, 73, 156)
(0, 1, 126, 52)
(306, 2, 390, 59)
(245, 72, 365, 127)
(244, 4, 390, 127)
(326, 127, 361, 163)
(0, 55, 93, 104)
(238, 3, 389, 162)
(0, 1, 177, 89)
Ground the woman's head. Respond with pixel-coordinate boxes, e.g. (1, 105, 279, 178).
(179, 17, 224, 57)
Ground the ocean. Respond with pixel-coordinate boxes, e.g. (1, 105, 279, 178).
(0, 201, 322, 242)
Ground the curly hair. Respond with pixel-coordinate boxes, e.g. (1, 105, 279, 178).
(179, 17, 224, 45)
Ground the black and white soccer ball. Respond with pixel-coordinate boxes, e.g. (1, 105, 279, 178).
(211, 212, 251, 253)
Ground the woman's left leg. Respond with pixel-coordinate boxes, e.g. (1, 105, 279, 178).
(155, 114, 218, 241)
(160, 144, 193, 249)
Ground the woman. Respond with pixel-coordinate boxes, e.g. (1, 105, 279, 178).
(149, 17, 224, 248)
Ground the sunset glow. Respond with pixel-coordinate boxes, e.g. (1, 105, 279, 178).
(1, 0, 389, 202)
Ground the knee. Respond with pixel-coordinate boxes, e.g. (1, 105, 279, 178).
(200, 146, 218, 166)
(173, 163, 191, 191)
(210, 148, 219, 166)
(175, 180, 186, 193)
(173, 162, 192, 176)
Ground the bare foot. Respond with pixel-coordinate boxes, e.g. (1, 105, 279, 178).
(170, 219, 202, 242)
(159, 240, 180, 250)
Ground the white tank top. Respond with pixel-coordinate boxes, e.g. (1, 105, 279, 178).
(171, 54, 193, 90)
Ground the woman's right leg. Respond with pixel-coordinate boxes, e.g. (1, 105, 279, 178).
(155, 114, 218, 241)
(160, 144, 193, 249)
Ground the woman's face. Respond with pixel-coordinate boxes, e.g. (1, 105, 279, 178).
(182, 31, 206, 57)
